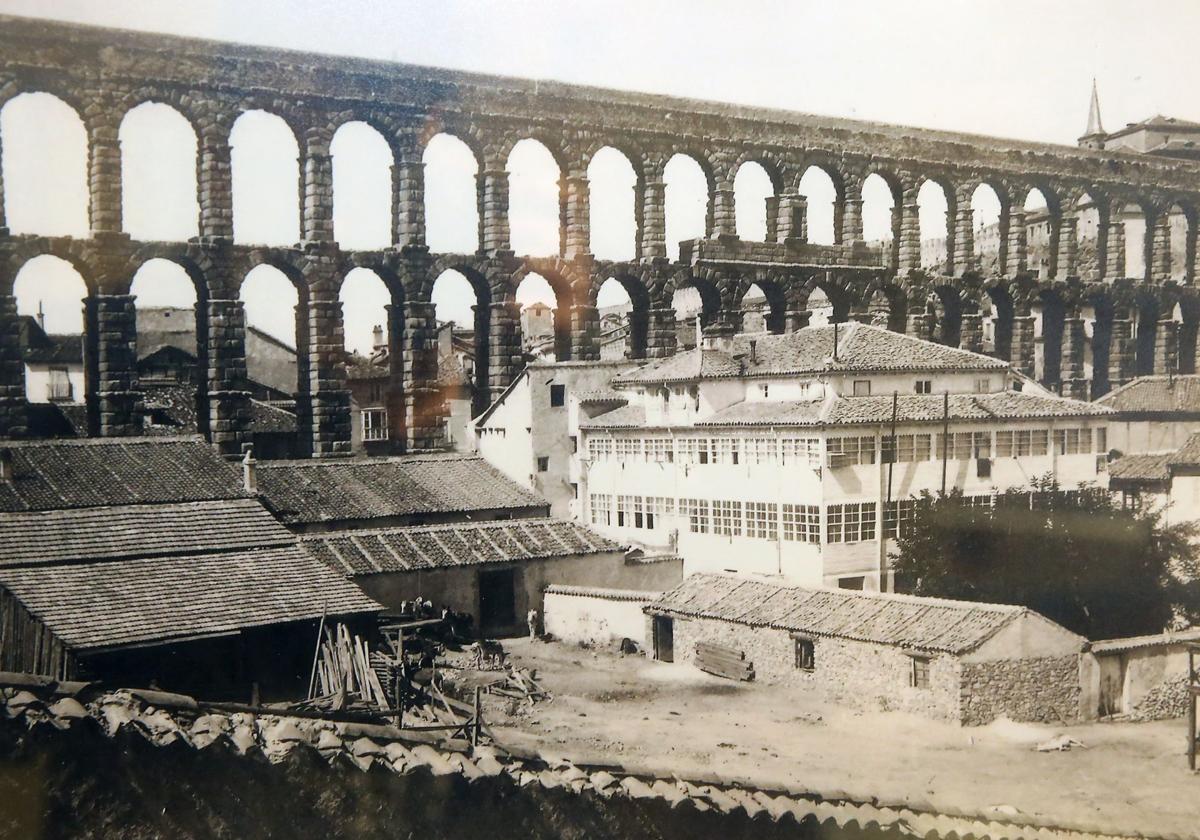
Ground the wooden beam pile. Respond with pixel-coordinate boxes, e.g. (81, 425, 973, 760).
(695, 641, 755, 682)
(308, 624, 390, 712)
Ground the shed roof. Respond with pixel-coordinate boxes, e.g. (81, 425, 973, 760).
(614, 323, 1008, 386)
(0, 438, 246, 512)
(255, 453, 545, 526)
(301, 517, 619, 577)
(0, 545, 381, 653)
(1107, 452, 1172, 484)
(647, 573, 1074, 655)
(0, 498, 293, 568)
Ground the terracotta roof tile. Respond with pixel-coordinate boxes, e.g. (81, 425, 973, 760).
(1095, 375, 1200, 414)
(615, 324, 1007, 385)
(0, 498, 293, 568)
(1107, 453, 1172, 482)
(0, 438, 246, 513)
(301, 518, 620, 577)
(0, 545, 381, 652)
(256, 454, 545, 526)
(646, 573, 1080, 654)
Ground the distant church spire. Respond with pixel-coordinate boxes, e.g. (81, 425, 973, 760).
(1079, 79, 1106, 149)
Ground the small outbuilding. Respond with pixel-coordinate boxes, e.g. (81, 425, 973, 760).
(645, 573, 1087, 725)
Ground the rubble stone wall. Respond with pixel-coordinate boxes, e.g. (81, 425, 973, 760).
(958, 655, 1080, 725)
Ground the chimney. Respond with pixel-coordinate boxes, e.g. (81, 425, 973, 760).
(694, 314, 702, 349)
(241, 443, 257, 494)
(372, 324, 384, 351)
(36, 301, 45, 331)
(0, 449, 11, 482)
(749, 339, 757, 364)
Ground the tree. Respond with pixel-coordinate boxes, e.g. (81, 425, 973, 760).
(890, 475, 1200, 640)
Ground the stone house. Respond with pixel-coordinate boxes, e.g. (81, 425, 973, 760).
(645, 573, 1087, 725)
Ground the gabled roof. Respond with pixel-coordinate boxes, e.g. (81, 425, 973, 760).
(0, 545, 381, 653)
(0, 498, 292, 568)
(0, 438, 246, 513)
(1106, 114, 1200, 139)
(1095, 375, 1200, 415)
(1168, 431, 1200, 469)
(302, 518, 619, 577)
(647, 573, 1080, 655)
(255, 453, 545, 526)
(613, 324, 1007, 386)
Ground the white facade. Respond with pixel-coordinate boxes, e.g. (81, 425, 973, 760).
(24, 362, 84, 404)
(578, 326, 1112, 592)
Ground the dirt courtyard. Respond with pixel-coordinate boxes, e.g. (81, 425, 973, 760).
(482, 639, 1197, 838)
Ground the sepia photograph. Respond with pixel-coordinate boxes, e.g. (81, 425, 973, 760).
(0, 1, 1197, 837)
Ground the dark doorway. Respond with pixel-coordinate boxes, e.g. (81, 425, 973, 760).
(653, 615, 674, 662)
(478, 568, 517, 634)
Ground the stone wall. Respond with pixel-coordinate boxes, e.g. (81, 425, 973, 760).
(669, 616, 962, 723)
(543, 586, 659, 648)
(958, 655, 1080, 726)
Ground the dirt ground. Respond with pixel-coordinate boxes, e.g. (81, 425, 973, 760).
(483, 639, 1198, 838)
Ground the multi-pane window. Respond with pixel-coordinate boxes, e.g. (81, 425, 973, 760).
(782, 504, 820, 543)
(974, 378, 991, 393)
(681, 498, 710, 533)
(645, 437, 674, 463)
(362, 408, 388, 441)
(587, 437, 613, 460)
(745, 502, 777, 540)
(781, 438, 822, 469)
(712, 500, 743, 536)
(852, 380, 871, 396)
(937, 431, 991, 460)
(1095, 427, 1108, 453)
(615, 437, 641, 462)
(590, 493, 612, 526)
(827, 436, 876, 467)
(744, 438, 777, 465)
(996, 429, 1049, 458)
(883, 498, 917, 538)
(883, 434, 932, 463)
(713, 438, 741, 465)
(1052, 428, 1093, 455)
(914, 380, 932, 395)
(646, 497, 674, 527)
(616, 495, 635, 527)
(960, 494, 995, 510)
(826, 502, 877, 543)
(680, 438, 711, 464)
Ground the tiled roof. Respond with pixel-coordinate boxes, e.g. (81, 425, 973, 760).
(23, 333, 83, 365)
(0, 438, 246, 513)
(575, 388, 628, 405)
(1089, 627, 1200, 654)
(646, 573, 1080, 655)
(301, 517, 620, 577)
(614, 324, 1007, 385)
(1168, 432, 1200, 468)
(1095, 376, 1200, 415)
(0, 499, 292, 568)
(250, 400, 298, 434)
(256, 453, 545, 525)
(583, 391, 1109, 431)
(0, 545, 381, 652)
(1107, 453, 1172, 483)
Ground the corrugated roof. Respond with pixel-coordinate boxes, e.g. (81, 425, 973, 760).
(256, 453, 545, 525)
(647, 573, 1069, 655)
(0, 545, 381, 652)
(614, 324, 1007, 385)
(301, 517, 619, 576)
(1095, 375, 1200, 415)
(0, 499, 293, 568)
(0, 438, 246, 513)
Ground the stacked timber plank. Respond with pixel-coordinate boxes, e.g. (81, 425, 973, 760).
(694, 642, 754, 681)
(308, 624, 390, 712)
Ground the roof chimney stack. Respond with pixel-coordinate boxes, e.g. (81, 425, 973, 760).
(372, 324, 385, 351)
(241, 443, 257, 494)
(749, 339, 757, 364)
(0, 449, 11, 482)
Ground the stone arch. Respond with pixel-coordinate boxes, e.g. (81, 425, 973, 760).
(118, 100, 200, 242)
(513, 263, 576, 361)
(983, 280, 1016, 363)
(423, 132, 483, 254)
(663, 151, 714, 260)
(1020, 184, 1060, 279)
(1084, 284, 1115, 398)
(339, 265, 406, 450)
(796, 162, 845, 246)
(862, 170, 901, 269)
(915, 176, 955, 273)
(330, 121, 394, 250)
(799, 273, 852, 324)
(858, 278, 908, 333)
(928, 283, 965, 346)
(969, 181, 1009, 275)
(1177, 293, 1200, 375)
(430, 264, 494, 418)
(229, 109, 301, 246)
(586, 145, 639, 261)
(238, 258, 310, 415)
(506, 137, 563, 258)
(1033, 284, 1069, 387)
(1, 91, 90, 236)
(1133, 286, 1164, 377)
(595, 273, 652, 358)
(737, 276, 787, 334)
(733, 160, 777, 242)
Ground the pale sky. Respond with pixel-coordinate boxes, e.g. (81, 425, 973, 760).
(3, 0, 1199, 353)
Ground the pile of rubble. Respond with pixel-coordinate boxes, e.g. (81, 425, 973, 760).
(1126, 676, 1191, 722)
